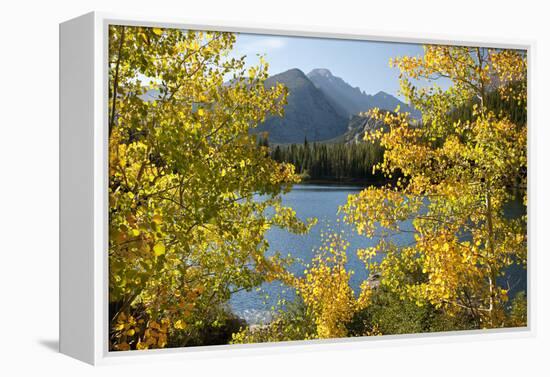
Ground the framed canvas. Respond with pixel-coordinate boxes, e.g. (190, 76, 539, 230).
(59, 11, 533, 365)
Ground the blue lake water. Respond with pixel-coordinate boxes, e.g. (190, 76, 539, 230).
(229, 183, 414, 324)
(229, 184, 527, 324)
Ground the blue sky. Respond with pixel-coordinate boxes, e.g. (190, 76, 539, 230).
(232, 33, 426, 99)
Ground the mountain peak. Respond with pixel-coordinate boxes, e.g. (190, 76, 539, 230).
(275, 68, 307, 79)
(373, 91, 390, 98)
(307, 69, 420, 119)
(257, 68, 348, 143)
(308, 68, 333, 78)
(267, 68, 313, 91)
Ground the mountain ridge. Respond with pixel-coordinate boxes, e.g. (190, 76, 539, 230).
(253, 68, 349, 144)
(249, 67, 419, 144)
(307, 68, 421, 119)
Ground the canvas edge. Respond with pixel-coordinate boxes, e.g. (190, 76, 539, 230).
(59, 10, 536, 366)
(59, 11, 97, 365)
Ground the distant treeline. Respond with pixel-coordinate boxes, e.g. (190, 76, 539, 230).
(260, 87, 526, 184)
(262, 138, 385, 183)
(449, 84, 527, 125)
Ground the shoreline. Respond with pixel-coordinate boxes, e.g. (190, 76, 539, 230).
(298, 178, 390, 188)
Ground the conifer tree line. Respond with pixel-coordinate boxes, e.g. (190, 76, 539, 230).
(260, 137, 386, 182)
(449, 83, 527, 126)
(259, 83, 526, 185)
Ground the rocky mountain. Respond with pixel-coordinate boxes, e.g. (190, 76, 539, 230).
(307, 68, 421, 119)
(254, 69, 348, 144)
(327, 113, 387, 144)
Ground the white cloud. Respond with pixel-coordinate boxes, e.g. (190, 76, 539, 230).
(261, 37, 287, 49)
(238, 36, 288, 55)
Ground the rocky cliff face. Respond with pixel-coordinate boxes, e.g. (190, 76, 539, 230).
(252, 67, 419, 144)
(253, 69, 348, 143)
(327, 113, 387, 144)
(307, 68, 421, 119)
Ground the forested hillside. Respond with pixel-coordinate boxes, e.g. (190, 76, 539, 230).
(266, 138, 385, 183)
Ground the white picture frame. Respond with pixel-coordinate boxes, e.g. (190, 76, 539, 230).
(59, 11, 535, 365)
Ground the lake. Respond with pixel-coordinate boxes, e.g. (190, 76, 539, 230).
(229, 183, 414, 324)
(229, 183, 527, 324)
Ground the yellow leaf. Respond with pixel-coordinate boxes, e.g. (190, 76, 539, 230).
(153, 243, 166, 256)
(174, 320, 187, 330)
(136, 341, 148, 350)
(152, 28, 163, 36)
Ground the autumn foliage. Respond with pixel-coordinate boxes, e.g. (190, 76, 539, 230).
(109, 25, 527, 350)
(342, 46, 527, 329)
(108, 25, 312, 350)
